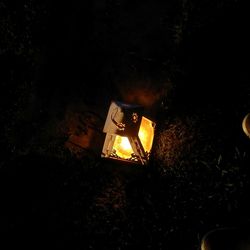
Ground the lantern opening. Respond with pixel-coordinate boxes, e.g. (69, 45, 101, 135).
(113, 135, 133, 159)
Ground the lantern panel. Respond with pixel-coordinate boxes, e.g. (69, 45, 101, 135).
(138, 116, 155, 154)
(113, 135, 133, 159)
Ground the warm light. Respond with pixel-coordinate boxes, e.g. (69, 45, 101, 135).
(242, 113, 250, 139)
(138, 117, 154, 153)
(113, 135, 133, 159)
(112, 116, 154, 160)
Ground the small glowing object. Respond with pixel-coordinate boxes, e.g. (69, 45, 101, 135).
(242, 113, 250, 139)
(102, 101, 155, 165)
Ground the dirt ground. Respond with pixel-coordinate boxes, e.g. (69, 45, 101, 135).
(0, 1, 250, 249)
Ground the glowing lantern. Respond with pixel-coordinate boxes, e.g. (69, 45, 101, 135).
(102, 101, 155, 165)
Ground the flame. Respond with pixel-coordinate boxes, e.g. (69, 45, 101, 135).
(113, 136, 133, 159)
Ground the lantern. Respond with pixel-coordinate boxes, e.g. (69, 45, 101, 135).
(102, 101, 155, 165)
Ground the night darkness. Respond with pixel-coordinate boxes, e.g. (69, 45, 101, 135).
(0, 0, 250, 249)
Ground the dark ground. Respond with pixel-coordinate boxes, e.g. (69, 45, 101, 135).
(0, 0, 250, 249)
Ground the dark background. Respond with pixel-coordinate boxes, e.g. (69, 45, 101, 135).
(0, 0, 250, 249)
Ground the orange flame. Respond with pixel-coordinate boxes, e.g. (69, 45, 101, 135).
(113, 117, 154, 159)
